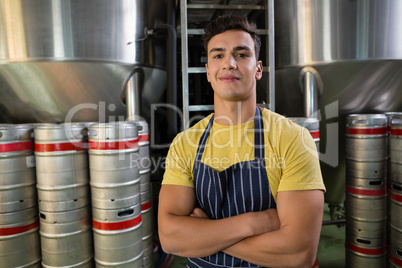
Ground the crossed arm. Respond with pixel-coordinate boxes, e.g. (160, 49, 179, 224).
(158, 184, 324, 268)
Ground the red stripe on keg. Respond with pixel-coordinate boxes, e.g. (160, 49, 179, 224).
(0, 220, 39, 236)
(346, 185, 387, 196)
(0, 141, 33, 153)
(139, 134, 149, 142)
(391, 252, 402, 266)
(310, 131, 319, 139)
(391, 192, 402, 202)
(88, 138, 139, 150)
(391, 128, 402, 136)
(346, 241, 386, 256)
(346, 127, 387, 135)
(92, 215, 142, 231)
(35, 142, 85, 152)
(141, 201, 152, 211)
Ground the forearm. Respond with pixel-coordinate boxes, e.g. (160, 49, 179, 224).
(223, 227, 317, 268)
(158, 212, 255, 258)
(223, 190, 324, 268)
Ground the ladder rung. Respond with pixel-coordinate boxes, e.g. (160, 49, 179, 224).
(187, 4, 265, 10)
(188, 105, 214, 112)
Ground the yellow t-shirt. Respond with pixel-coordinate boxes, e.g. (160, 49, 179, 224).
(162, 108, 325, 201)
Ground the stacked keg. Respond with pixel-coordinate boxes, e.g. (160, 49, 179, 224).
(287, 117, 320, 151)
(345, 114, 388, 267)
(88, 122, 143, 267)
(34, 124, 93, 267)
(135, 120, 154, 268)
(389, 115, 402, 267)
(0, 125, 41, 267)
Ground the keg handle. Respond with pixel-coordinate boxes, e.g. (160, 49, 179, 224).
(352, 119, 368, 125)
(88, 130, 98, 137)
(355, 238, 371, 245)
(392, 118, 402, 124)
(117, 208, 135, 218)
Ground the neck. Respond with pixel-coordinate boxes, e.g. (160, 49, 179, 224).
(213, 97, 256, 126)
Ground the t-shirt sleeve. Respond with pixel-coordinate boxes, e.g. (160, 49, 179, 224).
(162, 133, 195, 188)
(277, 126, 326, 192)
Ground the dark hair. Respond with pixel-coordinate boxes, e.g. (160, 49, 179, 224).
(203, 15, 261, 60)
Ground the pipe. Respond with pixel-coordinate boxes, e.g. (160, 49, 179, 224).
(121, 67, 144, 121)
(303, 71, 318, 118)
(322, 219, 346, 226)
(122, 0, 177, 135)
(299, 67, 323, 118)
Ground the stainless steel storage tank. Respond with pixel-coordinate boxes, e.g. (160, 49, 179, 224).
(274, 0, 402, 206)
(0, 0, 170, 123)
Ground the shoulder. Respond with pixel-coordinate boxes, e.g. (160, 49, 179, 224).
(260, 108, 305, 141)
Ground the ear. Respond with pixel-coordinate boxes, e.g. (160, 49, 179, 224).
(205, 63, 211, 82)
(255, 61, 263, 80)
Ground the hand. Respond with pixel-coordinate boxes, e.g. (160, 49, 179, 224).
(190, 207, 209, 219)
(247, 208, 280, 236)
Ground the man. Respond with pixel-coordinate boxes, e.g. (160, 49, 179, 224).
(158, 14, 326, 268)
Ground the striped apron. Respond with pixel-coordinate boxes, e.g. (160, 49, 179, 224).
(188, 107, 277, 268)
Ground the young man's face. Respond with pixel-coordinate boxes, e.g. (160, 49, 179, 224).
(206, 30, 263, 102)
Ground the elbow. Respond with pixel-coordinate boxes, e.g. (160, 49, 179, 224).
(159, 235, 173, 255)
(158, 226, 190, 257)
(158, 227, 179, 255)
(290, 248, 318, 268)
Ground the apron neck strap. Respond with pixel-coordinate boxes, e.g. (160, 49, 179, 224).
(195, 107, 265, 161)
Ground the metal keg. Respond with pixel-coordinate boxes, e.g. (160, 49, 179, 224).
(88, 122, 143, 267)
(345, 234, 387, 268)
(91, 179, 141, 209)
(88, 122, 140, 185)
(390, 116, 402, 184)
(390, 246, 402, 268)
(133, 120, 154, 268)
(136, 120, 151, 172)
(141, 190, 153, 268)
(34, 124, 93, 267)
(346, 215, 387, 239)
(0, 125, 36, 212)
(386, 112, 402, 160)
(88, 122, 141, 209)
(0, 125, 41, 267)
(287, 117, 320, 152)
(390, 224, 402, 255)
(345, 114, 387, 161)
(39, 206, 93, 267)
(386, 112, 402, 134)
(0, 207, 41, 267)
(391, 183, 402, 229)
(345, 178, 387, 222)
(346, 159, 387, 179)
(390, 183, 402, 251)
(92, 202, 143, 267)
(34, 124, 90, 212)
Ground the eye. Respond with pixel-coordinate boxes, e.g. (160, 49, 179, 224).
(212, 54, 223, 59)
(236, 53, 248, 58)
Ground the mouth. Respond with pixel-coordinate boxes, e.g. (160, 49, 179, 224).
(219, 74, 239, 82)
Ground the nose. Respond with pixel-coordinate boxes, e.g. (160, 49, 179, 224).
(223, 55, 237, 70)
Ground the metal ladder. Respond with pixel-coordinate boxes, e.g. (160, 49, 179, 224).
(180, 0, 275, 129)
